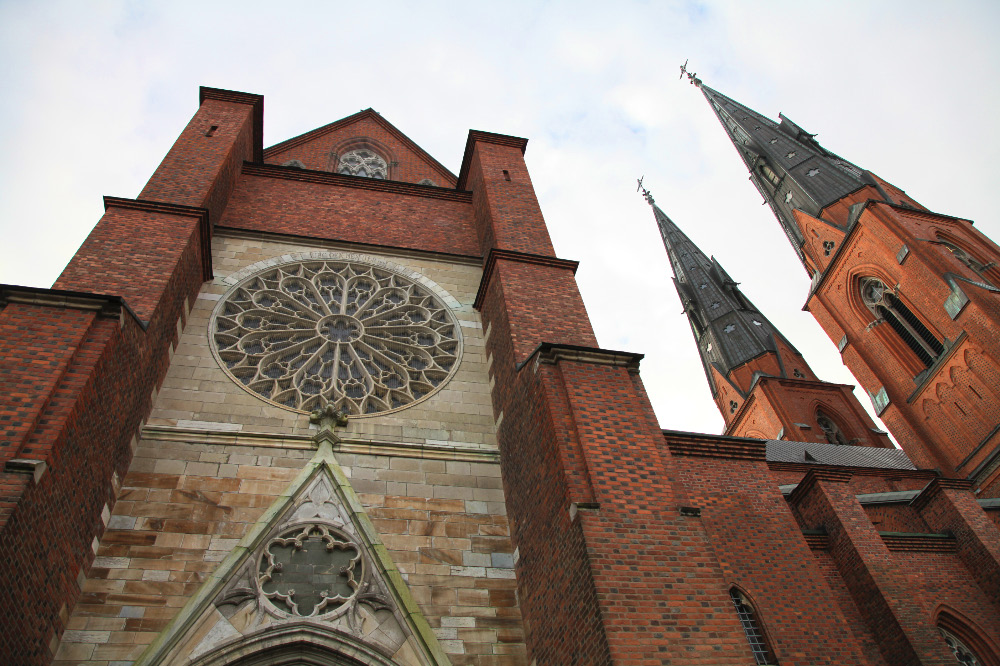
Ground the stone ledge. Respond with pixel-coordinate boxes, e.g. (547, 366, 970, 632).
(518, 342, 644, 374)
(0, 283, 146, 330)
(140, 424, 500, 463)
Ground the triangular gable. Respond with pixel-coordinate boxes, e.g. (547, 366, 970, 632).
(133, 427, 450, 666)
(264, 109, 458, 187)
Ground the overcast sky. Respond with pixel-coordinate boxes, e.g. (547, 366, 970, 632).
(1, 0, 998, 437)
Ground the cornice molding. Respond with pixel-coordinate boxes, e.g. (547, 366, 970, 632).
(473, 248, 579, 310)
(103, 197, 213, 281)
(241, 163, 473, 203)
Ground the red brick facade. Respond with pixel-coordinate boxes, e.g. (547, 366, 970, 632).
(1, 87, 998, 665)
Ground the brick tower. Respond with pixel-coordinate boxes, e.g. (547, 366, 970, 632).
(647, 191, 893, 448)
(700, 83, 1000, 495)
(2, 86, 999, 666)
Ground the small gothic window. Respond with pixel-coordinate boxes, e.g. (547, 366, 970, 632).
(711, 302, 720, 309)
(807, 168, 820, 177)
(784, 191, 794, 204)
(785, 151, 796, 159)
(729, 400, 738, 413)
(336, 149, 388, 179)
(769, 138, 778, 144)
(861, 277, 944, 367)
(282, 159, 306, 169)
(823, 240, 835, 256)
(730, 589, 778, 665)
(724, 324, 736, 333)
(817, 410, 849, 445)
(417, 178, 437, 186)
(939, 627, 983, 665)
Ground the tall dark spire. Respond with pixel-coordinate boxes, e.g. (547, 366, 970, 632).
(700, 85, 869, 268)
(648, 197, 800, 396)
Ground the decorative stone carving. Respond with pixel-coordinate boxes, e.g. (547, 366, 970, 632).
(337, 149, 388, 179)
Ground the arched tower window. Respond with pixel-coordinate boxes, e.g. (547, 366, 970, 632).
(729, 588, 778, 665)
(816, 410, 849, 445)
(861, 277, 944, 367)
(336, 149, 388, 179)
(938, 238, 997, 286)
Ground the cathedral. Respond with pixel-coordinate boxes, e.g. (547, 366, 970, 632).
(0, 83, 998, 666)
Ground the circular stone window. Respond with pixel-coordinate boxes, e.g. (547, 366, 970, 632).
(210, 258, 462, 416)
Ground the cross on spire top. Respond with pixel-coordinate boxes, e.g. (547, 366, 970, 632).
(637, 176, 655, 206)
(679, 59, 702, 87)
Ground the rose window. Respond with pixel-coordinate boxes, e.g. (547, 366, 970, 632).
(258, 524, 362, 618)
(211, 259, 461, 415)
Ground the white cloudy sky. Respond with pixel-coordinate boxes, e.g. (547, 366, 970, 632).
(1, 1, 998, 438)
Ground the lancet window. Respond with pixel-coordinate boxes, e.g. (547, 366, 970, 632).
(861, 277, 943, 368)
(816, 410, 849, 446)
(730, 588, 778, 665)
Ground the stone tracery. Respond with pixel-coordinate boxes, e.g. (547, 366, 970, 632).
(211, 259, 461, 415)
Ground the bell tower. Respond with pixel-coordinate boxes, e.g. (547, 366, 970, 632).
(699, 82, 1000, 494)
(644, 188, 892, 447)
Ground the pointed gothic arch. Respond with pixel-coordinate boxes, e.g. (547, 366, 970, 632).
(188, 623, 407, 666)
(729, 586, 779, 665)
(934, 606, 1000, 666)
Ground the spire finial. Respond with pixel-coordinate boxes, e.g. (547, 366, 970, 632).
(679, 59, 702, 87)
(636, 176, 655, 206)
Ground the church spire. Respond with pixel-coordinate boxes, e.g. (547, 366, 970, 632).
(643, 188, 893, 447)
(643, 189, 800, 398)
(699, 85, 869, 270)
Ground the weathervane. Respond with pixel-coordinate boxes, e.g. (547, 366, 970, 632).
(636, 176, 655, 206)
(679, 59, 702, 87)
